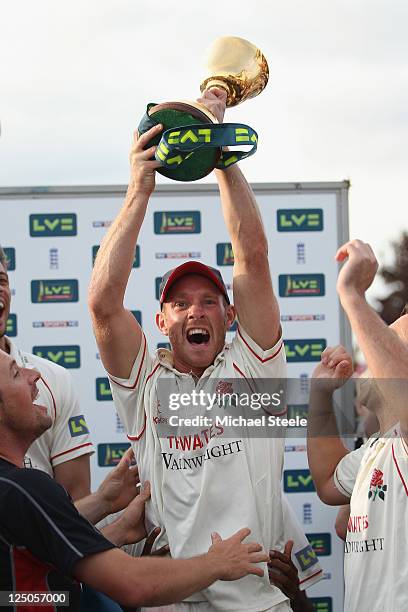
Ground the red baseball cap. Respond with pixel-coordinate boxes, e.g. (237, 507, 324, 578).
(159, 261, 230, 305)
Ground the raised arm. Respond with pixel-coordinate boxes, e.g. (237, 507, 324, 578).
(336, 240, 408, 380)
(197, 89, 280, 348)
(307, 345, 354, 505)
(336, 240, 408, 435)
(88, 125, 162, 378)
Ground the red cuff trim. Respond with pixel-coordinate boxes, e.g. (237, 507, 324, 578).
(126, 363, 161, 442)
(334, 467, 352, 498)
(392, 442, 408, 497)
(299, 568, 323, 586)
(238, 327, 283, 363)
(109, 334, 147, 390)
(51, 442, 93, 461)
(127, 413, 147, 442)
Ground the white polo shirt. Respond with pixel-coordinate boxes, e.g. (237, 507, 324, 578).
(110, 325, 288, 611)
(334, 426, 408, 612)
(6, 337, 94, 475)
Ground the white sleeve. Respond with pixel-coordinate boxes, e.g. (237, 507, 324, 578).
(228, 324, 287, 415)
(333, 438, 374, 497)
(49, 366, 94, 467)
(108, 333, 155, 439)
(282, 496, 323, 590)
(230, 324, 286, 377)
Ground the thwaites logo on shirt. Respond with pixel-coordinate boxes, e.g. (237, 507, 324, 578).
(306, 533, 331, 556)
(276, 209, 323, 232)
(309, 597, 332, 612)
(284, 339, 326, 362)
(31, 279, 79, 303)
(154, 211, 201, 234)
(29, 213, 77, 237)
(279, 274, 325, 297)
(283, 469, 315, 493)
(295, 543, 319, 571)
(3, 247, 16, 271)
(161, 439, 243, 471)
(32, 345, 81, 368)
(368, 468, 387, 501)
(93, 244, 140, 268)
(96, 377, 112, 401)
(6, 314, 17, 337)
(216, 243, 234, 266)
(98, 443, 130, 467)
(68, 415, 89, 437)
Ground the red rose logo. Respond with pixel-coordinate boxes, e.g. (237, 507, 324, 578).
(370, 468, 383, 488)
(216, 381, 234, 395)
(368, 468, 387, 501)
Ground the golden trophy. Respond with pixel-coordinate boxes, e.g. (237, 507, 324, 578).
(138, 36, 269, 181)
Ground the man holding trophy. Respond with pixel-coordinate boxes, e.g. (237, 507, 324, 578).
(89, 38, 291, 611)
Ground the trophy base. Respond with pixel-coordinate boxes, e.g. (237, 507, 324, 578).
(138, 101, 221, 182)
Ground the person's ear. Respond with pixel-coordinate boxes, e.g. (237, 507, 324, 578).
(156, 311, 169, 336)
(225, 304, 236, 329)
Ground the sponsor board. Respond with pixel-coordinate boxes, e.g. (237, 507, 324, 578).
(309, 597, 332, 612)
(96, 377, 112, 401)
(131, 310, 142, 326)
(216, 243, 234, 266)
(116, 413, 125, 434)
(32, 345, 81, 368)
(154, 211, 201, 234)
(277, 209, 323, 232)
(155, 251, 201, 259)
(283, 469, 315, 493)
(31, 279, 79, 303)
(6, 314, 17, 337)
(307, 533, 332, 556)
(155, 277, 161, 300)
(93, 244, 140, 268)
(287, 404, 309, 420)
(279, 274, 325, 297)
(285, 444, 307, 453)
(32, 320, 79, 328)
(285, 339, 326, 362)
(97, 442, 131, 467)
(68, 415, 90, 437)
(92, 220, 112, 228)
(281, 314, 325, 322)
(303, 502, 312, 524)
(3, 247, 15, 271)
(29, 213, 77, 237)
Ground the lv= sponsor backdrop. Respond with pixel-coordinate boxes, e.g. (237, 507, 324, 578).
(0, 182, 350, 611)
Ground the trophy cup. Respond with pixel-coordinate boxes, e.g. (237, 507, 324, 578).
(137, 36, 269, 182)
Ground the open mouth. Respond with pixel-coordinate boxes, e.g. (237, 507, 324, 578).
(0, 300, 5, 315)
(187, 328, 210, 345)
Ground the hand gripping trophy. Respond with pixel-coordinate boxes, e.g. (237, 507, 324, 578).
(138, 36, 269, 182)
